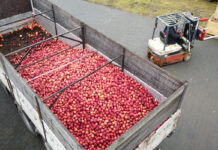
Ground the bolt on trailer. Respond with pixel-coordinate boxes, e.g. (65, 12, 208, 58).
(0, 0, 188, 149)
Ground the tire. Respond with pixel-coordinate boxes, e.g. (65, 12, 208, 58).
(17, 107, 37, 135)
(184, 53, 191, 62)
(150, 56, 154, 63)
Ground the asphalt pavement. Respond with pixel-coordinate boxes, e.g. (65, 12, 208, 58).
(0, 0, 217, 149)
(0, 84, 45, 150)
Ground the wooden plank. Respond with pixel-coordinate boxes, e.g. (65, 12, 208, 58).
(0, 53, 83, 150)
(107, 86, 184, 150)
(38, 97, 84, 150)
(0, 53, 38, 108)
(207, 14, 218, 36)
(0, 0, 31, 19)
(86, 26, 123, 65)
(124, 51, 181, 97)
(33, 0, 81, 36)
(0, 18, 33, 31)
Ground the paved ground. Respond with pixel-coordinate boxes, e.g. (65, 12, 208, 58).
(0, 84, 45, 150)
(0, 0, 217, 149)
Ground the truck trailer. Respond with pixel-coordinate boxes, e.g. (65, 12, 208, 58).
(0, 0, 188, 149)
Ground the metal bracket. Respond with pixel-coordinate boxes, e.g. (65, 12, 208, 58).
(81, 23, 87, 50)
(177, 81, 188, 109)
(52, 5, 58, 38)
(35, 97, 47, 141)
(121, 48, 126, 72)
(44, 55, 122, 109)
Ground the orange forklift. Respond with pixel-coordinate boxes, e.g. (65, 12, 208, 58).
(147, 12, 209, 66)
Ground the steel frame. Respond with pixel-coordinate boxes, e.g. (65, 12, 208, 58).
(42, 54, 123, 109)
(21, 39, 124, 110)
(4, 25, 83, 71)
(14, 27, 81, 69)
(0, 10, 52, 28)
(152, 13, 191, 51)
(2, 3, 124, 111)
(16, 44, 79, 71)
(0, 9, 55, 34)
(5, 27, 86, 70)
(26, 51, 95, 83)
(3, 5, 87, 66)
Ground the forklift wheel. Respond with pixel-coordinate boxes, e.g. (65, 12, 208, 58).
(150, 56, 154, 63)
(184, 53, 191, 62)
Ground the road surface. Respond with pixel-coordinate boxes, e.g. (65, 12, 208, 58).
(0, 84, 45, 150)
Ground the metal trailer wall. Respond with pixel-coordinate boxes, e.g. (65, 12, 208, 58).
(0, 0, 188, 149)
(0, 0, 31, 19)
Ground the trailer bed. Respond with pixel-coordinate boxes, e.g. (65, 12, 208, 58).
(0, 1, 187, 149)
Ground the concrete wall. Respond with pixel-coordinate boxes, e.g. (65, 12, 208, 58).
(0, 0, 31, 19)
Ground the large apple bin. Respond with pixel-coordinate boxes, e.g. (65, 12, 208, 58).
(0, 0, 188, 150)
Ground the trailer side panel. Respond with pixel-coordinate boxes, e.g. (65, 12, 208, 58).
(0, 0, 31, 20)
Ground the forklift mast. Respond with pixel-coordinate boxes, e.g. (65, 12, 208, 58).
(152, 13, 191, 51)
(182, 12, 200, 45)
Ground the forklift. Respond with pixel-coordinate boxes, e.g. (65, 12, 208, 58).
(147, 12, 211, 66)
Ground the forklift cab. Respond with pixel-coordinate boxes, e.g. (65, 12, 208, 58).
(147, 13, 195, 66)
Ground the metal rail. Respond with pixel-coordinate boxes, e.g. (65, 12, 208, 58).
(0, 19, 34, 34)
(43, 55, 122, 109)
(38, 14, 54, 23)
(204, 35, 218, 40)
(30, 0, 35, 14)
(5, 26, 80, 69)
(14, 27, 81, 69)
(52, 5, 58, 37)
(16, 43, 80, 71)
(81, 24, 86, 49)
(5, 27, 81, 57)
(3, 5, 87, 72)
(60, 35, 82, 43)
(27, 51, 95, 83)
(121, 48, 126, 72)
(35, 97, 47, 141)
(0, 10, 53, 27)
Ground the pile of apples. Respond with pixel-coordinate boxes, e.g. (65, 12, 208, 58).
(10, 33, 159, 149)
(0, 19, 51, 55)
